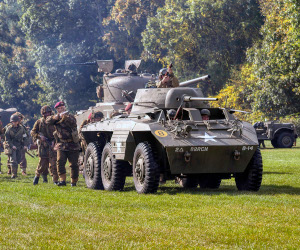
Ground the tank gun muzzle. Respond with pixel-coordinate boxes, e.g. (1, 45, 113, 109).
(179, 75, 210, 87)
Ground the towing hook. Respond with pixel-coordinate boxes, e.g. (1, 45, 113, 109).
(184, 151, 191, 162)
(234, 150, 240, 161)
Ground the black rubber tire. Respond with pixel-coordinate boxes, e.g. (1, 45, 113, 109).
(277, 132, 294, 148)
(101, 143, 126, 191)
(132, 142, 159, 194)
(235, 148, 263, 191)
(176, 177, 198, 188)
(83, 142, 104, 190)
(198, 174, 222, 189)
(271, 139, 278, 148)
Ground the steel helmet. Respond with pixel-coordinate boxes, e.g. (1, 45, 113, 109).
(10, 114, 20, 122)
(40, 105, 52, 115)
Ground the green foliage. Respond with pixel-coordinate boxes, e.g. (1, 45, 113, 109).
(245, 0, 300, 118)
(142, 0, 263, 94)
(18, 0, 112, 112)
(0, 1, 42, 122)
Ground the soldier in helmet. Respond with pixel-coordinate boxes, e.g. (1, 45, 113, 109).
(79, 111, 104, 153)
(46, 101, 80, 186)
(13, 112, 29, 175)
(201, 109, 211, 121)
(0, 116, 3, 174)
(156, 67, 179, 88)
(78, 111, 104, 173)
(4, 114, 29, 178)
(31, 106, 58, 185)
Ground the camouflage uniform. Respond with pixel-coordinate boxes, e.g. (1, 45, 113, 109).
(46, 113, 80, 184)
(4, 124, 29, 177)
(156, 73, 179, 88)
(31, 117, 58, 183)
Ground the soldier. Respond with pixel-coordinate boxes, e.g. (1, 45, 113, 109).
(4, 114, 29, 178)
(156, 67, 179, 88)
(31, 106, 59, 185)
(13, 112, 29, 175)
(0, 116, 3, 174)
(79, 111, 104, 154)
(201, 109, 211, 121)
(46, 101, 80, 186)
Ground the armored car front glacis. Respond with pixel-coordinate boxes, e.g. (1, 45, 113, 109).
(80, 82, 263, 194)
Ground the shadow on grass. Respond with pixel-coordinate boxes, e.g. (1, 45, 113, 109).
(123, 183, 300, 196)
(263, 171, 293, 175)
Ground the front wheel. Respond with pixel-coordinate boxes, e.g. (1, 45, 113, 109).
(101, 143, 126, 191)
(235, 148, 263, 191)
(83, 142, 104, 190)
(133, 142, 159, 194)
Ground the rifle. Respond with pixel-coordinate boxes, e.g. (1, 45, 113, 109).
(25, 149, 35, 158)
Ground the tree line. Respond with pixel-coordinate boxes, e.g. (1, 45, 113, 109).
(0, 0, 299, 125)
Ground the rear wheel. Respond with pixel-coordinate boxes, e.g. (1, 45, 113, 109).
(277, 132, 294, 148)
(235, 148, 263, 191)
(83, 142, 104, 190)
(101, 143, 126, 191)
(133, 142, 159, 194)
(198, 174, 221, 189)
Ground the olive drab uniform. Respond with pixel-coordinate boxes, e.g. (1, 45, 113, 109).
(78, 119, 89, 172)
(4, 124, 29, 177)
(31, 117, 58, 182)
(156, 73, 179, 88)
(46, 113, 80, 184)
(0, 119, 3, 174)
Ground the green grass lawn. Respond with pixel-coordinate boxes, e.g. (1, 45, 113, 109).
(0, 144, 299, 249)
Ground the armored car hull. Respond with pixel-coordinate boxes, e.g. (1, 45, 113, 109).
(81, 88, 262, 194)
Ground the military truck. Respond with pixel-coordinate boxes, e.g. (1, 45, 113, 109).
(80, 77, 263, 194)
(254, 121, 297, 148)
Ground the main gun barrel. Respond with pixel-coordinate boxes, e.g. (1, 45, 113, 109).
(183, 96, 218, 102)
(179, 75, 210, 87)
(58, 61, 97, 66)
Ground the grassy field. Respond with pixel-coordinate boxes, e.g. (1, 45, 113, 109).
(0, 143, 299, 249)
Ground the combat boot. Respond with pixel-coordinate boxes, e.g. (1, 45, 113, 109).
(33, 176, 39, 185)
(71, 178, 78, 187)
(42, 174, 48, 183)
(57, 173, 67, 186)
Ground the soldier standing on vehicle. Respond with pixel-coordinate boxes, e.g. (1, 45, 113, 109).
(46, 101, 80, 186)
(31, 106, 58, 185)
(4, 114, 29, 178)
(156, 65, 179, 88)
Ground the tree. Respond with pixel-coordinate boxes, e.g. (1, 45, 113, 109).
(103, 0, 165, 68)
(244, 0, 300, 118)
(18, 0, 113, 112)
(0, 1, 42, 121)
(142, 0, 263, 94)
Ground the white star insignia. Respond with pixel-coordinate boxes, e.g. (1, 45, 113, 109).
(197, 132, 217, 142)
